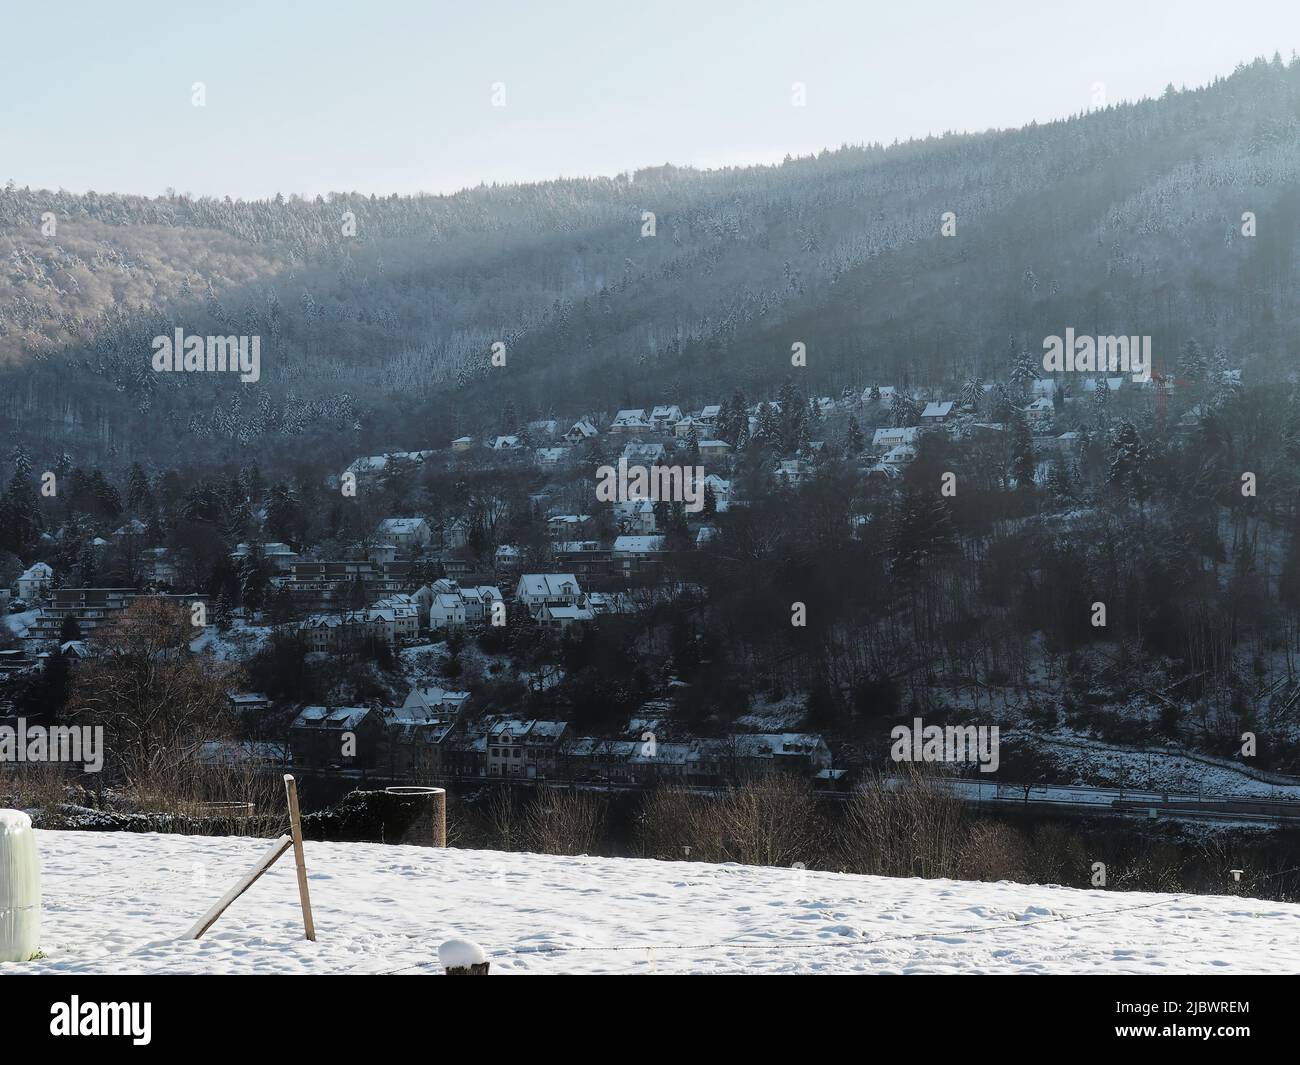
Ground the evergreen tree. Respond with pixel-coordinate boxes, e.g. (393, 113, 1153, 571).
(846, 415, 865, 456)
(685, 426, 701, 462)
(1090, 376, 1110, 425)
(1011, 411, 1035, 489)
(1108, 421, 1148, 503)
(891, 393, 921, 428)
(126, 463, 152, 511)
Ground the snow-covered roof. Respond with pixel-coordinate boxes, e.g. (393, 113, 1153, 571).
(872, 427, 917, 446)
(613, 535, 666, 554)
(517, 573, 581, 597)
(292, 706, 372, 729)
(377, 517, 427, 534)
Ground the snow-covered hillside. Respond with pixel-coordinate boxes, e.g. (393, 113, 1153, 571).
(9, 830, 1300, 974)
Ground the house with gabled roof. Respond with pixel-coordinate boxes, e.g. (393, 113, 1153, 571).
(871, 427, 917, 451)
(564, 419, 599, 444)
(921, 400, 955, 424)
(650, 404, 683, 430)
(486, 719, 570, 778)
(376, 517, 432, 550)
(16, 562, 54, 602)
(610, 409, 652, 434)
(623, 439, 666, 464)
(289, 705, 380, 769)
(515, 573, 582, 614)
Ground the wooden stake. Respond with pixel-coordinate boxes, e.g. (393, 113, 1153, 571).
(284, 774, 316, 942)
(185, 835, 292, 940)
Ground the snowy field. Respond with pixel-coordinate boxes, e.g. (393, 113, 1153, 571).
(7, 829, 1300, 975)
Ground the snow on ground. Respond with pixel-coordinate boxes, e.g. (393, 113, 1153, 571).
(8, 830, 1300, 975)
(733, 693, 808, 731)
(3, 609, 40, 640)
(1026, 733, 1300, 799)
(190, 622, 273, 661)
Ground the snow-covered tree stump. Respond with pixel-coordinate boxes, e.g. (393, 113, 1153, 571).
(0, 810, 41, 962)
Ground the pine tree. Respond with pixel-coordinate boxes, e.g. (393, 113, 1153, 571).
(125, 463, 152, 511)
(1010, 352, 1040, 396)
(1091, 376, 1110, 424)
(1108, 421, 1148, 503)
(891, 393, 921, 428)
(1011, 411, 1035, 489)
(846, 415, 865, 456)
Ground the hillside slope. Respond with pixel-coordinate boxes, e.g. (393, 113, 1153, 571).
(3, 57, 1300, 467)
(12, 830, 1300, 974)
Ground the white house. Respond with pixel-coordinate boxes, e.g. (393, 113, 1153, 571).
(515, 573, 583, 614)
(376, 518, 432, 550)
(871, 427, 917, 450)
(430, 591, 466, 628)
(428, 580, 502, 626)
(490, 435, 523, 451)
(401, 686, 471, 721)
(16, 563, 53, 602)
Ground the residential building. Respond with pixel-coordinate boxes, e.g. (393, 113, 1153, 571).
(610, 409, 652, 434)
(486, 719, 569, 778)
(564, 420, 599, 444)
(289, 706, 379, 769)
(515, 573, 582, 615)
(376, 518, 432, 550)
(16, 563, 53, 602)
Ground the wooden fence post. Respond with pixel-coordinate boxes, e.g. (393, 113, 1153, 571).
(284, 774, 316, 941)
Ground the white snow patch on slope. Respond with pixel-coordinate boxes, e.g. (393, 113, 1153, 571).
(6, 830, 1298, 975)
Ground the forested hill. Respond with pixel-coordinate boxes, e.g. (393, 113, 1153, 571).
(4, 55, 1300, 470)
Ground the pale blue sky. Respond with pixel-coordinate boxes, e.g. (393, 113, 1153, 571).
(6, 0, 1300, 199)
